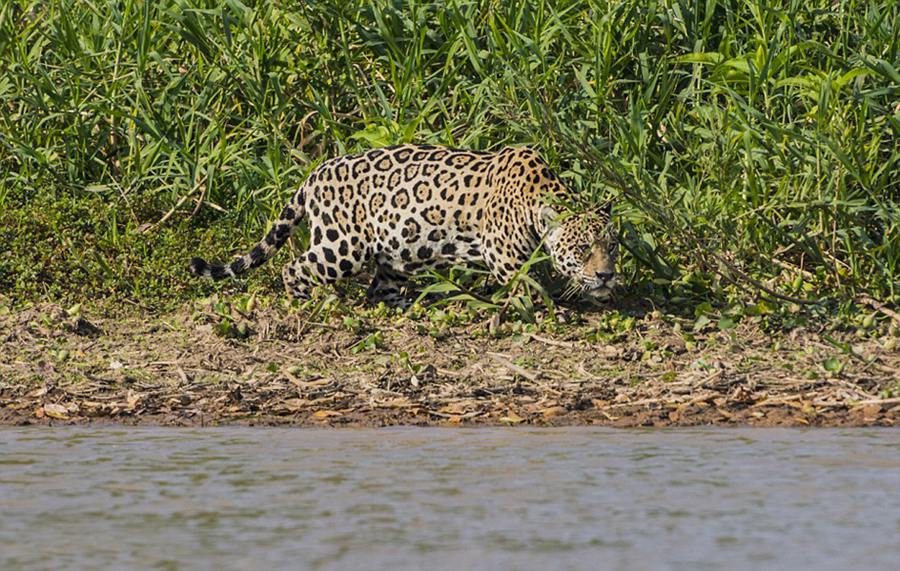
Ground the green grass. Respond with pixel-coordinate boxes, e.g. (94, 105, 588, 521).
(1, 0, 897, 322)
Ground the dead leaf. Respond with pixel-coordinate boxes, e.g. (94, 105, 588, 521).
(499, 411, 525, 424)
(281, 398, 306, 412)
(43, 403, 69, 420)
(125, 390, 141, 410)
(312, 410, 342, 419)
(541, 406, 567, 418)
(862, 404, 882, 421)
(27, 387, 48, 398)
(596, 410, 619, 421)
(439, 402, 469, 415)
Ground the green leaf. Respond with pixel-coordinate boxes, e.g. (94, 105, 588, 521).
(693, 314, 711, 332)
(822, 357, 842, 373)
(694, 302, 713, 318)
(676, 52, 725, 65)
(349, 124, 394, 147)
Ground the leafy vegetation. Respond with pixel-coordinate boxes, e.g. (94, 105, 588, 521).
(1, 0, 897, 327)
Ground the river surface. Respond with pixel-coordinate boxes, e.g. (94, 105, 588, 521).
(1, 427, 899, 570)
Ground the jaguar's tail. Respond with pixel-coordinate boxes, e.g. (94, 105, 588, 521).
(189, 194, 305, 281)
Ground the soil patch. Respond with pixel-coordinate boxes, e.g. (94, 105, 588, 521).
(1, 302, 898, 428)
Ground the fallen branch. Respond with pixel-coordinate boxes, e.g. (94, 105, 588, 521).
(487, 352, 541, 382)
(858, 295, 900, 327)
(526, 333, 578, 349)
(853, 397, 900, 407)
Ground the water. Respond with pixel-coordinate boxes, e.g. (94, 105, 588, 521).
(1, 428, 898, 571)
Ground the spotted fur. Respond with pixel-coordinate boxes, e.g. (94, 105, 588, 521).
(190, 144, 618, 305)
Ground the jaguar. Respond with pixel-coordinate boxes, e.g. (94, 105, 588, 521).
(190, 144, 618, 306)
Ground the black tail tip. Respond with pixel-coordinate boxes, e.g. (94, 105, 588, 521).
(189, 257, 208, 275)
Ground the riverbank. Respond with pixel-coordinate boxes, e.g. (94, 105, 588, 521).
(2, 299, 897, 428)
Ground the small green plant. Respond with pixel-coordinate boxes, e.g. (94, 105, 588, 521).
(342, 316, 365, 334)
(414, 246, 556, 325)
(822, 356, 844, 375)
(351, 331, 384, 354)
(393, 351, 423, 375)
(587, 310, 636, 343)
(211, 300, 251, 339)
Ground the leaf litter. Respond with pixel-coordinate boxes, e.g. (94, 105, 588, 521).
(0, 302, 897, 428)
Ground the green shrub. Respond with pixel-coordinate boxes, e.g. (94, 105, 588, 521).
(1, 0, 896, 313)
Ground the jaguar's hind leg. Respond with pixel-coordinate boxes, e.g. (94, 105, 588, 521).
(281, 258, 319, 300)
(283, 244, 369, 300)
(366, 266, 409, 308)
(281, 253, 341, 300)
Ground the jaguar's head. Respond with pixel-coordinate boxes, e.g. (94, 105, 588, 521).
(542, 202, 619, 301)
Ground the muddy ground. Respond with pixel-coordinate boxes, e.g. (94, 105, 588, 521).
(1, 299, 898, 428)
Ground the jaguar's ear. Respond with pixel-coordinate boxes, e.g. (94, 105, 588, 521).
(540, 205, 561, 230)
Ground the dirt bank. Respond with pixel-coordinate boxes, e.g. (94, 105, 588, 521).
(1, 300, 898, 427)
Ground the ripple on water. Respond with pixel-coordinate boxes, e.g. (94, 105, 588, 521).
(0, 427, 899, 571)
